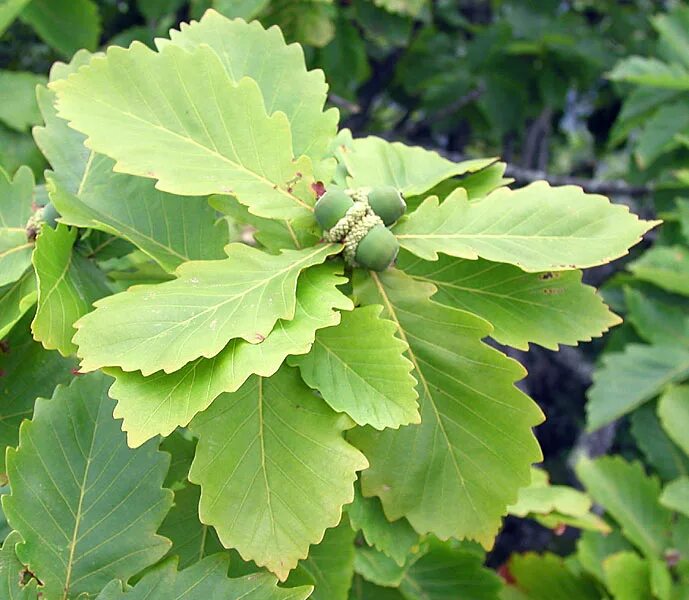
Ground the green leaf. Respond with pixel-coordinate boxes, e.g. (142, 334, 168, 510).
(20, 0, 101, 57)
(349, 577, 405, 600)
(506, 468, 605, 528)
(628, 246, 689, 296)
(0, 70, 46, 132)
(373, 0, 426, 17)
(625, 287, 689, 346)
(354, 546, 405, 587)
(74, 243, 339, 375)
(34, 72, 230, 273)
(31, 224, 110, 356)
(344, 136, 494, 197)
(213, 0, 269, 19)
(0, 166, 34, 289)
(630, 403, 689, 481)
(603, 551, 652, 600)
(287, 517, 356, 600)
(0, 269, 36, 340)
(658, 384, 689, 457)
(348, 484, 418, 567)
(290, 305, 419, 429)
(608, 56, 689, 89)
(189, 366, 368, 580)
(586, 344, 689, 430)
(399, 540, 502, 600)
(653, 7, 689, 68)
(96, 555, 313, 600)
(261, 0, 336, 48)
(393, 185, 657, 272)
(52, 42, 318, 221)
(158, 484, 223, 569)
(2, 373, 173, 599)
(576, 530, 632, 583)
(0, 0, 31, 37)
(636, 102, 689, 167)
(106, 261, 351, 447)
(350, 269, 543, 545)
(162, 8, 338, 170)
(660, 477, 689, 517)
(0, 320, 76, 472)
(138, 0, 186, 20)
(0, 531, 39, 599)
(576, 457, 672, 557)
(507, 553, 599, 600)
(399, 252, 620, 351)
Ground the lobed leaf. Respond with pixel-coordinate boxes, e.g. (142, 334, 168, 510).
(603, 551, 652, 600)
(0, 531, 38, 599)
(73, 243, 339, 375)
(660, 477, 689, 518)
(2, 373, 173, 599)
(393, 184, 658, 272)
(507, 553, 600, 600)
(51, 42, 318, 221)
(628, 245, 689, 296)
(289, 305, 419, 429)
(399, 252, 620, 350)
(658, 384, 689, 457)
(351, 268, 543, 545)
(189, 366, 368, 580)
(107, 262, 351, 446)
(160, 8, 338, 173)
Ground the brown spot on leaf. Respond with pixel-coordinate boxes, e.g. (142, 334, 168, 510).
(255, 333, 266, 342)
(0, 340, 9, 353)
(538, 272, 560, 280)
(71, 368, 85, 376)
(543, 288, 564, 295)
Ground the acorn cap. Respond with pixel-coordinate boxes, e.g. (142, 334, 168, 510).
(41, 202, 60, 228)
(367, 186, 406, 226)
(315, 189, 354, 230)
(355, 224, 400, 272)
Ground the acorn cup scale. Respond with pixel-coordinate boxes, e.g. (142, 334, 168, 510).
(315, 189, 354, 230)
(367, 186, 406, 226)
(355, 224, 400, 272)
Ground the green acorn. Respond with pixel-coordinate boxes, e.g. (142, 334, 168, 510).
(367, 186, 406, 226)
(355, 224, 400, 271)
(315, 189, 354, 230)
(41, 202, 60, 228)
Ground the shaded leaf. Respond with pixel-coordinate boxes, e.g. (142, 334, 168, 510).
(348, 484, 418, 567)
(2, 373, 173, 598)
(393, 185, 657, 272)
(0, 319, 76, 472)
(636, 102, 689, 167)
(351, 268, 543, 545)
(576, 530, 632, 583)
(287, 517, 356, 600)
(31, 224, 110, 356)
(95, 555, 312, 600)
(107, 261, 351, 446)
(290, 305, 419, 429)
(355, 546, 405, 587)
(587, 344, 689, 430)
(624, 287, 689, 346)
(20, 0, 101, 57)
(628, 245, 689, 296)
(0, 270, 36, 340)
(344, 136, 493, 197)
(507, 553, 599, 600)
(52, 42, 317, 220)
(400, 252, 619, 350)
(603, 551, 652, 600)
(0, 166, 34, 289)
(0, 70, 46, 132)
(0, 0, 31, 37)
(576, 457, 671, 557)
(74, 243, 339, 375)
(658, 384, 689, 457)
(660, 477, 689, 517)
(189, 366, 368, 580)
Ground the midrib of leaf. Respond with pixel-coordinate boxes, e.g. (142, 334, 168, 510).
(0, 243, 32, 260)
(369, 273, 484, 530)
(78, 151, 95, 196)
(76, 91, 314, 213)
(258, 376, 277, 542)
(63, 407, 99, 600)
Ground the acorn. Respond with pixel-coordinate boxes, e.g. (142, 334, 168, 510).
(367, 186, 406, 226)
(315, 189, 354, 230)
(41, 202, 60, 228)
(355, 224, 399, 271)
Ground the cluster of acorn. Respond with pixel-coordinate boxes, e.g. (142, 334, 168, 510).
(315, 186, 405, 271)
